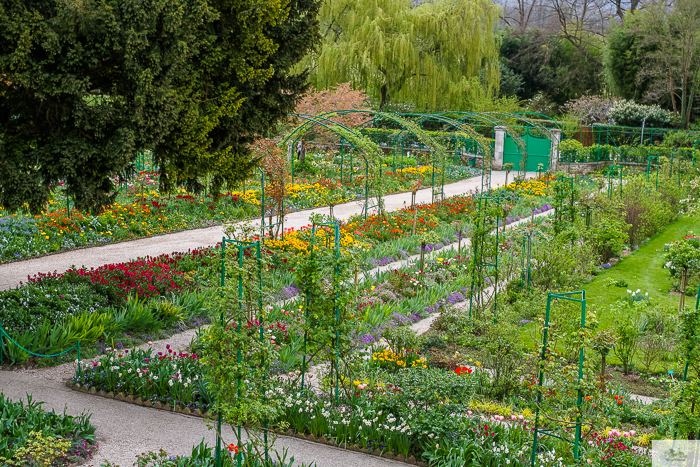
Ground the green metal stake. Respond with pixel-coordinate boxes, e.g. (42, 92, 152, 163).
(670, 148, 675, 177)
(530, 291, 586, 466)
(574, 291, 586, 460)
(77, 340, 82, 377)
(301, 224, 316, 389)
(236, 244, 243, 467)
(255, 241, 269, 463)
(530, 293, 552, 467)
(216, 241, 225, 467)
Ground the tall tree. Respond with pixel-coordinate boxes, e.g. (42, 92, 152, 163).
(500, 28, 603, 106)
(303, 0, 501, 111)
(604, 24, 648, 101)
(0, 0, 321, 213)
(0, 0, 212, 213)
(631, 0, 700, 128)
(155, 0, 322, 196)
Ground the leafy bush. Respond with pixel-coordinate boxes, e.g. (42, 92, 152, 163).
(586, 215, 629, 261)
(660, 130, 700, 148)
(0, 394, 96, 465)
(622, 175, 683, 247)
(608, 99, 673, 127)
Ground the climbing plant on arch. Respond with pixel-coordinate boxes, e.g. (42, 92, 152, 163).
(280, 114, 386, 217)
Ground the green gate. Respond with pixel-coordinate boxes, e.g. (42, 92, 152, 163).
(504, 127, 552, 171)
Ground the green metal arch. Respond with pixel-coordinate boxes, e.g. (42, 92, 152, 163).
(279, 113, 365, 152)
(396, 113, 491, 159)
(486, 112, 556, 141)
(514, 111, 561, 129)
(436, 111, 526, 150)
(319, 110, 450, 160)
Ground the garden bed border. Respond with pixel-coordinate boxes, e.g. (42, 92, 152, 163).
(1, 178, 481, 267)
(65, 380, 429, 466)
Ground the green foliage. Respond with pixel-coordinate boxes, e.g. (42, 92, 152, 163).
(99, 440, 301, 467)
(604, 25, 648, 101)
(0, 394, 96, 464)
(500, 28, 603, 108)
(586, 216, 629, 261)
(0, 0, 321, 213)
(478, 321, 528, 399)
(621, 175, 684, 247)
(155, 0, 322, 198)
(2, 430, 72, 467)
(678, 307, 700, 365)
(610, 302, 642, 375)
(557, 139, 583, 153)
(305, 0, 500, 110)
(662, 130, 700, 148)
(609, 100, 673, 128)
(498, 60, 524, 98)
(663, 233, 700, 276)
(0, 0, 212, 213)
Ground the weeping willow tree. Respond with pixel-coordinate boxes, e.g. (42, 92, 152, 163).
(302, 0, 501, 111)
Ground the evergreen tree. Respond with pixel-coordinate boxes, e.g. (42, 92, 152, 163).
(155, 0, 322, 196)
(0, 0, 321, 213)
(604, 25, 648, 101)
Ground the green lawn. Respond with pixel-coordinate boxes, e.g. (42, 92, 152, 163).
(515, 213, 700, 377)
(585, 214, 700, 329)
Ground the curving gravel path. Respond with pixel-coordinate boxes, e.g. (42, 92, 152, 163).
(0, 371, 405, 467)
(1, 171, 543, 466)
(0, 172, 531, 291)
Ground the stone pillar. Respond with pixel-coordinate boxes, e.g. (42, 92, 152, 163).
(550, 129, 562, 172)
(494, 126, 505, 170)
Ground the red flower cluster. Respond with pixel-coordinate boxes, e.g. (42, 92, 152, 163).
(343, 195, 475, 242)
(25, 246, 220, 299)
(454, 366, 473, 375)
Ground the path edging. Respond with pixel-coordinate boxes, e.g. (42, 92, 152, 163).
(65, 381, 428, 466)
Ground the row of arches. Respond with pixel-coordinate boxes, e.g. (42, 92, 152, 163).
(279, 110, 559, 194)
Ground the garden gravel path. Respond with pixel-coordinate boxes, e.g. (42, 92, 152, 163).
(0, 371, 405, 467)
(0, 171, 532, 291)
(2, 171, 550, 465)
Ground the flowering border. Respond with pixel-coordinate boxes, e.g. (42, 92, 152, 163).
(65, 380, 430, 466)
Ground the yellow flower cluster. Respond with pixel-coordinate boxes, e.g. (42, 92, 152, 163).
(229, 189, 260, 205)
(395, 166, 440, 176)
(372, 347, 427, 368)
(264, 227, 369, 256)
(506, 178, 550, 198)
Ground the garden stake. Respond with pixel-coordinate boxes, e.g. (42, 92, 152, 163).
(468, 195, 501, 321)
(77, 340, 82, 377)
(531, 291, 586, 467)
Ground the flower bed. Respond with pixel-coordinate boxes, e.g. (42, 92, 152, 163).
(0, 394, 97, 466)
(72, 347, 209, 413)
(0, 155, 480, 263)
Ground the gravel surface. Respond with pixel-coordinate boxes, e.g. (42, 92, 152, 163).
(0, 371, 404, 467)
(0, 171, 539, 465)
(0, 172, 526, 291)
